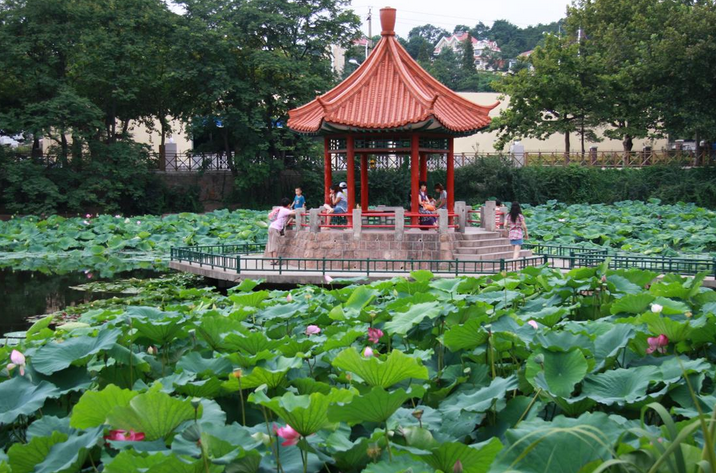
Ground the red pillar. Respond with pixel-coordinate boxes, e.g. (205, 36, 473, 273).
(346, 136, 356, 225)
(447, 137, 455, 214)
(360, 153, 369, 209)
(419, 153, 428, 182)
(410, 134, 420, 226)
(324, 137, 331, 205)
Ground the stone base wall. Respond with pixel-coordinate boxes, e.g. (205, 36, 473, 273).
(276, 230, 457, 270)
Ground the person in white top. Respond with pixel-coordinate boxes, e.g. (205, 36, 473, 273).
(264, 197, 295, 264)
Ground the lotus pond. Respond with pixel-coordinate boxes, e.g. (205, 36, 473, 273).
(1, 264, 715, 473)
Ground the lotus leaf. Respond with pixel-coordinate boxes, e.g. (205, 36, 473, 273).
(32, 328, 122, 374)
(384, 302, 442, 335)
(332, 348, 428, 388)
(70, 384, 138, 428)
(419, 438, 502, 473)
(106, 389, 197, 441)
(581, 365, 661, 406)
(0, 377, 61, 424)
(328, 386, 421, 424)
(526, 349, 588, 398)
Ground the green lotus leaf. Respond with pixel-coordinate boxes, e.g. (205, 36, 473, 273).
(175, 377, 223, 398)
(610, 293, 655, 314)
(449, 376, 518, 414)
(410, 270, 434, 283)
(607, 275, 643, 294)
(492, 412, 622, 473)
(27, 416, 75, 440)
(8, 431, 69, 473)
(222, 331, 283, 355)
(638, 311, 693, 342)
(344, 286, 377, 314)
(328, 386, 420, 424)
(227, 356, 303, 390)
(176, 352, 233, 378)
(229, 290, 269, 307)
(104, 450, 209, 473)
(195, 315, 246, 350)
(418, 438, 502, 473)
(26, 315, 54, 340)
(70, 384, 138, 429)
(363, 455, 434, 473)
(582, 365, 660, 406)
(332, 348, 428, 388)
(443, 319, 489, 352)
(0, 377, 61, 424)
(649, 296, 690, 315)
(526, 348, 588, 398)
(384, 302, 442, 336)
(106, 388, 197, 441)
(321, 329, 364, 352)
(592, 324, 635, 371)
(250, 389, 353, 436)
(32, 427, 103, 473)
(256, 302, 303, 321)
(32, 328, 122, 375)
(132, 313, 185, 345)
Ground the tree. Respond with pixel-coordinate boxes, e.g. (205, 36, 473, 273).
(491, 34, 603, 153)
(177, 0, 360, 203)
(407, 24, 449, 45)
(428, 48, 461, 90)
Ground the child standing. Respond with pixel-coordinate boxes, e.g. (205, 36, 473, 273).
(291, 187, 305, 210)
(506, 202, 528, 259)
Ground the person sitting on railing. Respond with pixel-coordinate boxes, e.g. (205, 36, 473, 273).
(321, 184, 348, 226)
(418, 181, 437, 228)
(264, 197, 295, 265)
(434, 183, 447, 210)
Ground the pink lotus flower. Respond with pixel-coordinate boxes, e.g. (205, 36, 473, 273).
(85, 213, 92, 218)
(453, 460, 464, 473)
(324, 274, 333, 283)
(646, 334, 669, 354)
(367, 327, 383, 344)
(114, 214, 121, 218)
(527, 320, 539, 329)
(104, 429, 145, 442)
(274, 424, 300, 446)
(7, 350, 26, 376)
(286, 293, 293, 302)
(305, 325, 321, 336)
(136, 221, 141, 225)
(86, 272, 93, 279)
(363, 346, 374, 358)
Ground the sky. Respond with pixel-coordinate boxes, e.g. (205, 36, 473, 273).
(348, 0, 571, 38)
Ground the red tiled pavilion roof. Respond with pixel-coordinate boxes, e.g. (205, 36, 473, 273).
(288, 7, 499, 136)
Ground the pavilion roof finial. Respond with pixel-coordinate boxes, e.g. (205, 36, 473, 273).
(380, 7, 396, 36)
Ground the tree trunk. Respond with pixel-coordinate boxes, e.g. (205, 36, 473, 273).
(60, 134, 69, 167)
(32, 135, 42, 158)
(564, 132, 570, 155)
(622, 135, 633, 153)
(223, 127, 237, 177)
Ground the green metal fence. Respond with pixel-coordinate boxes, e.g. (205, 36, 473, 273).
(170, 242, 716, 277)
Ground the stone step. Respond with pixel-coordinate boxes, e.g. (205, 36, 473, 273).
(455, 238, 510, 248)
(455, 231, 502, 240)
(455, 244, 515, 255)
(454, 250, 533, 261)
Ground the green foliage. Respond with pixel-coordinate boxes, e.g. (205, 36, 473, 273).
(0, 265, 714, 471)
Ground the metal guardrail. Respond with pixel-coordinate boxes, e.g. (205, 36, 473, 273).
(171, 242, 716, 277)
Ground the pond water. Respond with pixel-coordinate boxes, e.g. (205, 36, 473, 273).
(0, 268, 161, 334)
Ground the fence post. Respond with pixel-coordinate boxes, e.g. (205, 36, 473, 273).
(455, 201, 466, 233)
(309, 209, 320, 233)
(484, 201, 496, 231)
(353, 208, 362, 240)
(237, 254, 241, 273)
(278, 256, 283, 275)
(296, 208, 306, 231)
(569, 251, 575, 269)
(395, 208, 405, 241)
(438, 209, 448, 234)
(366, 257, 370, 277)
(500, 258, 505, 273)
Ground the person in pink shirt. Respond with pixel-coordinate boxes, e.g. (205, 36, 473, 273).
(264, 198, 295, 264)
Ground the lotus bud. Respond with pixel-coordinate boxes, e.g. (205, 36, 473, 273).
(363, 346, 374, 358)
(527, 320, 538, 329)
(367, 443, 381, 460)
(393, 289, 398, 297)
(534, 353, 545, 366)
(232, 368, 243, 379)
(685, 311, 692, 318)
(147, 346, 156, 355)
(252, 431, 272, 447)
(453, 460, 464, 473)
(651, 303, 662, 313)
(286, 293, 293, 302)
(345, 373, 352, 382)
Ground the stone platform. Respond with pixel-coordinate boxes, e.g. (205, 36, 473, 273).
(275, 227, 531, 269)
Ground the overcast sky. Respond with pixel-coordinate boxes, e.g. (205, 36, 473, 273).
(348, 0, 571, 38)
